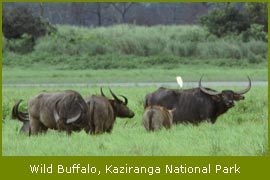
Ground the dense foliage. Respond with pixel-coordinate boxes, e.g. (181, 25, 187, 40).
(2, 25, 267, 69)
(2, 7, 55, 53)
(199, 3, 267, 41)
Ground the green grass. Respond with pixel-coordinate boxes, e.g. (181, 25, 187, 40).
(2, 86, 267, 156)
(2, 24, 268, 156)
(2, 65, 267, 84)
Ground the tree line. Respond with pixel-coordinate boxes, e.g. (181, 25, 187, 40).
(3, 2, 219, 26)
(3, 2, 267, 44)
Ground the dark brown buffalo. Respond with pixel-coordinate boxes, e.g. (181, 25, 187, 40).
(143, 105, 174, 131)
(11, 98, 84, 134)
(85, 88, 134, 134)
(11, 99, 29, 133)
(22, 90, 88, 135)
(144, 76, 251, 124)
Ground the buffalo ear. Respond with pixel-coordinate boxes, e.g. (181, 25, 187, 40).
(169, 108, 176, 114)
(211, 95, 221, 102)
(234, 94, 245, 101)
(108, 100, 115, 107)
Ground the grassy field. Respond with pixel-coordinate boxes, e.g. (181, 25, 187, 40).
(2, 24, 268, 156)
(2, 86, 267, 156)
(2, 65, 267, 84)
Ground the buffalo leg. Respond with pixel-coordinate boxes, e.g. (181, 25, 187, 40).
(210, 117, 217, 124)
(29, 116, 43, 135)
(57, 119, 72, 135)
(106, 125, 113, 133)
(85, 125, 95, 135)
(41, 125, 48, 134)
(86, 121, 95, 135)
(84, 126, 90, 134)
(94, 124, 103, 134)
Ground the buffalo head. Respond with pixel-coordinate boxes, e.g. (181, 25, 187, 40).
(101, 88, 135, 118)
(199, 76, 251, 108)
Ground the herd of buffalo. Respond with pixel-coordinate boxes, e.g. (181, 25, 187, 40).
(11, 76, 251, 135)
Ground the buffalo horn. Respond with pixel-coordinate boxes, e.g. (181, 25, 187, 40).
(109, 88, 121, 102)
(199, 76, 221, 96)
(66, 111, 81, 124)
(66, 103, 83, 124)
(53, 100, 82, 124)
(12, 99, 29, 122)
(100, 87, 105, 97)
(12, 99, 22, 119)
(119, 95, 128, 105)
(235, 76, 251, 95)
(53, 100, 60, 122)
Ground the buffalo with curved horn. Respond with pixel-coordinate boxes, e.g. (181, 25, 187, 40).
(13, 90, 89, 135)
(144, 76, 251, 124)
(199, 76, 251, 102)
(85, 88, 134, 134)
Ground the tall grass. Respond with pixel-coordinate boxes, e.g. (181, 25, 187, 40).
(2, 86, 267, 156)
(2, 25, 267, 70)
(34, 25, 268, 59)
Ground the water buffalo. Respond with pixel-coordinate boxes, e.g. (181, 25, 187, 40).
(144, 76, 251, 124)
(11, 99, 29, 133)
(85, 88, 135, 134)
(143, 105, 175, 131)
(11, 98, 86, 134)
(25, 90, 88, 135)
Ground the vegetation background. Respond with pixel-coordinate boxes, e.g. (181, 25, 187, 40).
(1, 2, 268, 156)
(2, 2, 267, 83)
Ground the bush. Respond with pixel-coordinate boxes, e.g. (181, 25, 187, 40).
(199, 3, 267, 40)
(242, 24, 268, 42)
(3, 25, 267, 69)
(199, 4, 249, 37)
(2, 36, 8, 53)
(7, 34, 35, 54)
(247, 54, 263, 64)
(2, 6, 56, 41)
(243, 3, 267, 32)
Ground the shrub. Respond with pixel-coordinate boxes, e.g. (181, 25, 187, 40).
(247, 52, 263, 64)
(242, 24, 268, 42)
(3, 25, 267, 69)
(3, 6, 56, 54)
(199, 3, 267, 40)
(2, 36, 8, 53)
(243, 3, 267, 32)
(7, 34, 35, 54)
(199, 4, 249, 37)
(3, 7, 55, 40)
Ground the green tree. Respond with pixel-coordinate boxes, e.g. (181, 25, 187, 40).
(3, 6, 55, 53)
(2, 6, 54, 40)
(243, 3, 267, 32)
(199, 3, 249, 37)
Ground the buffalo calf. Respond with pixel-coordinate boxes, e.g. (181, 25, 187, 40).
(143, 105, 174, 131)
